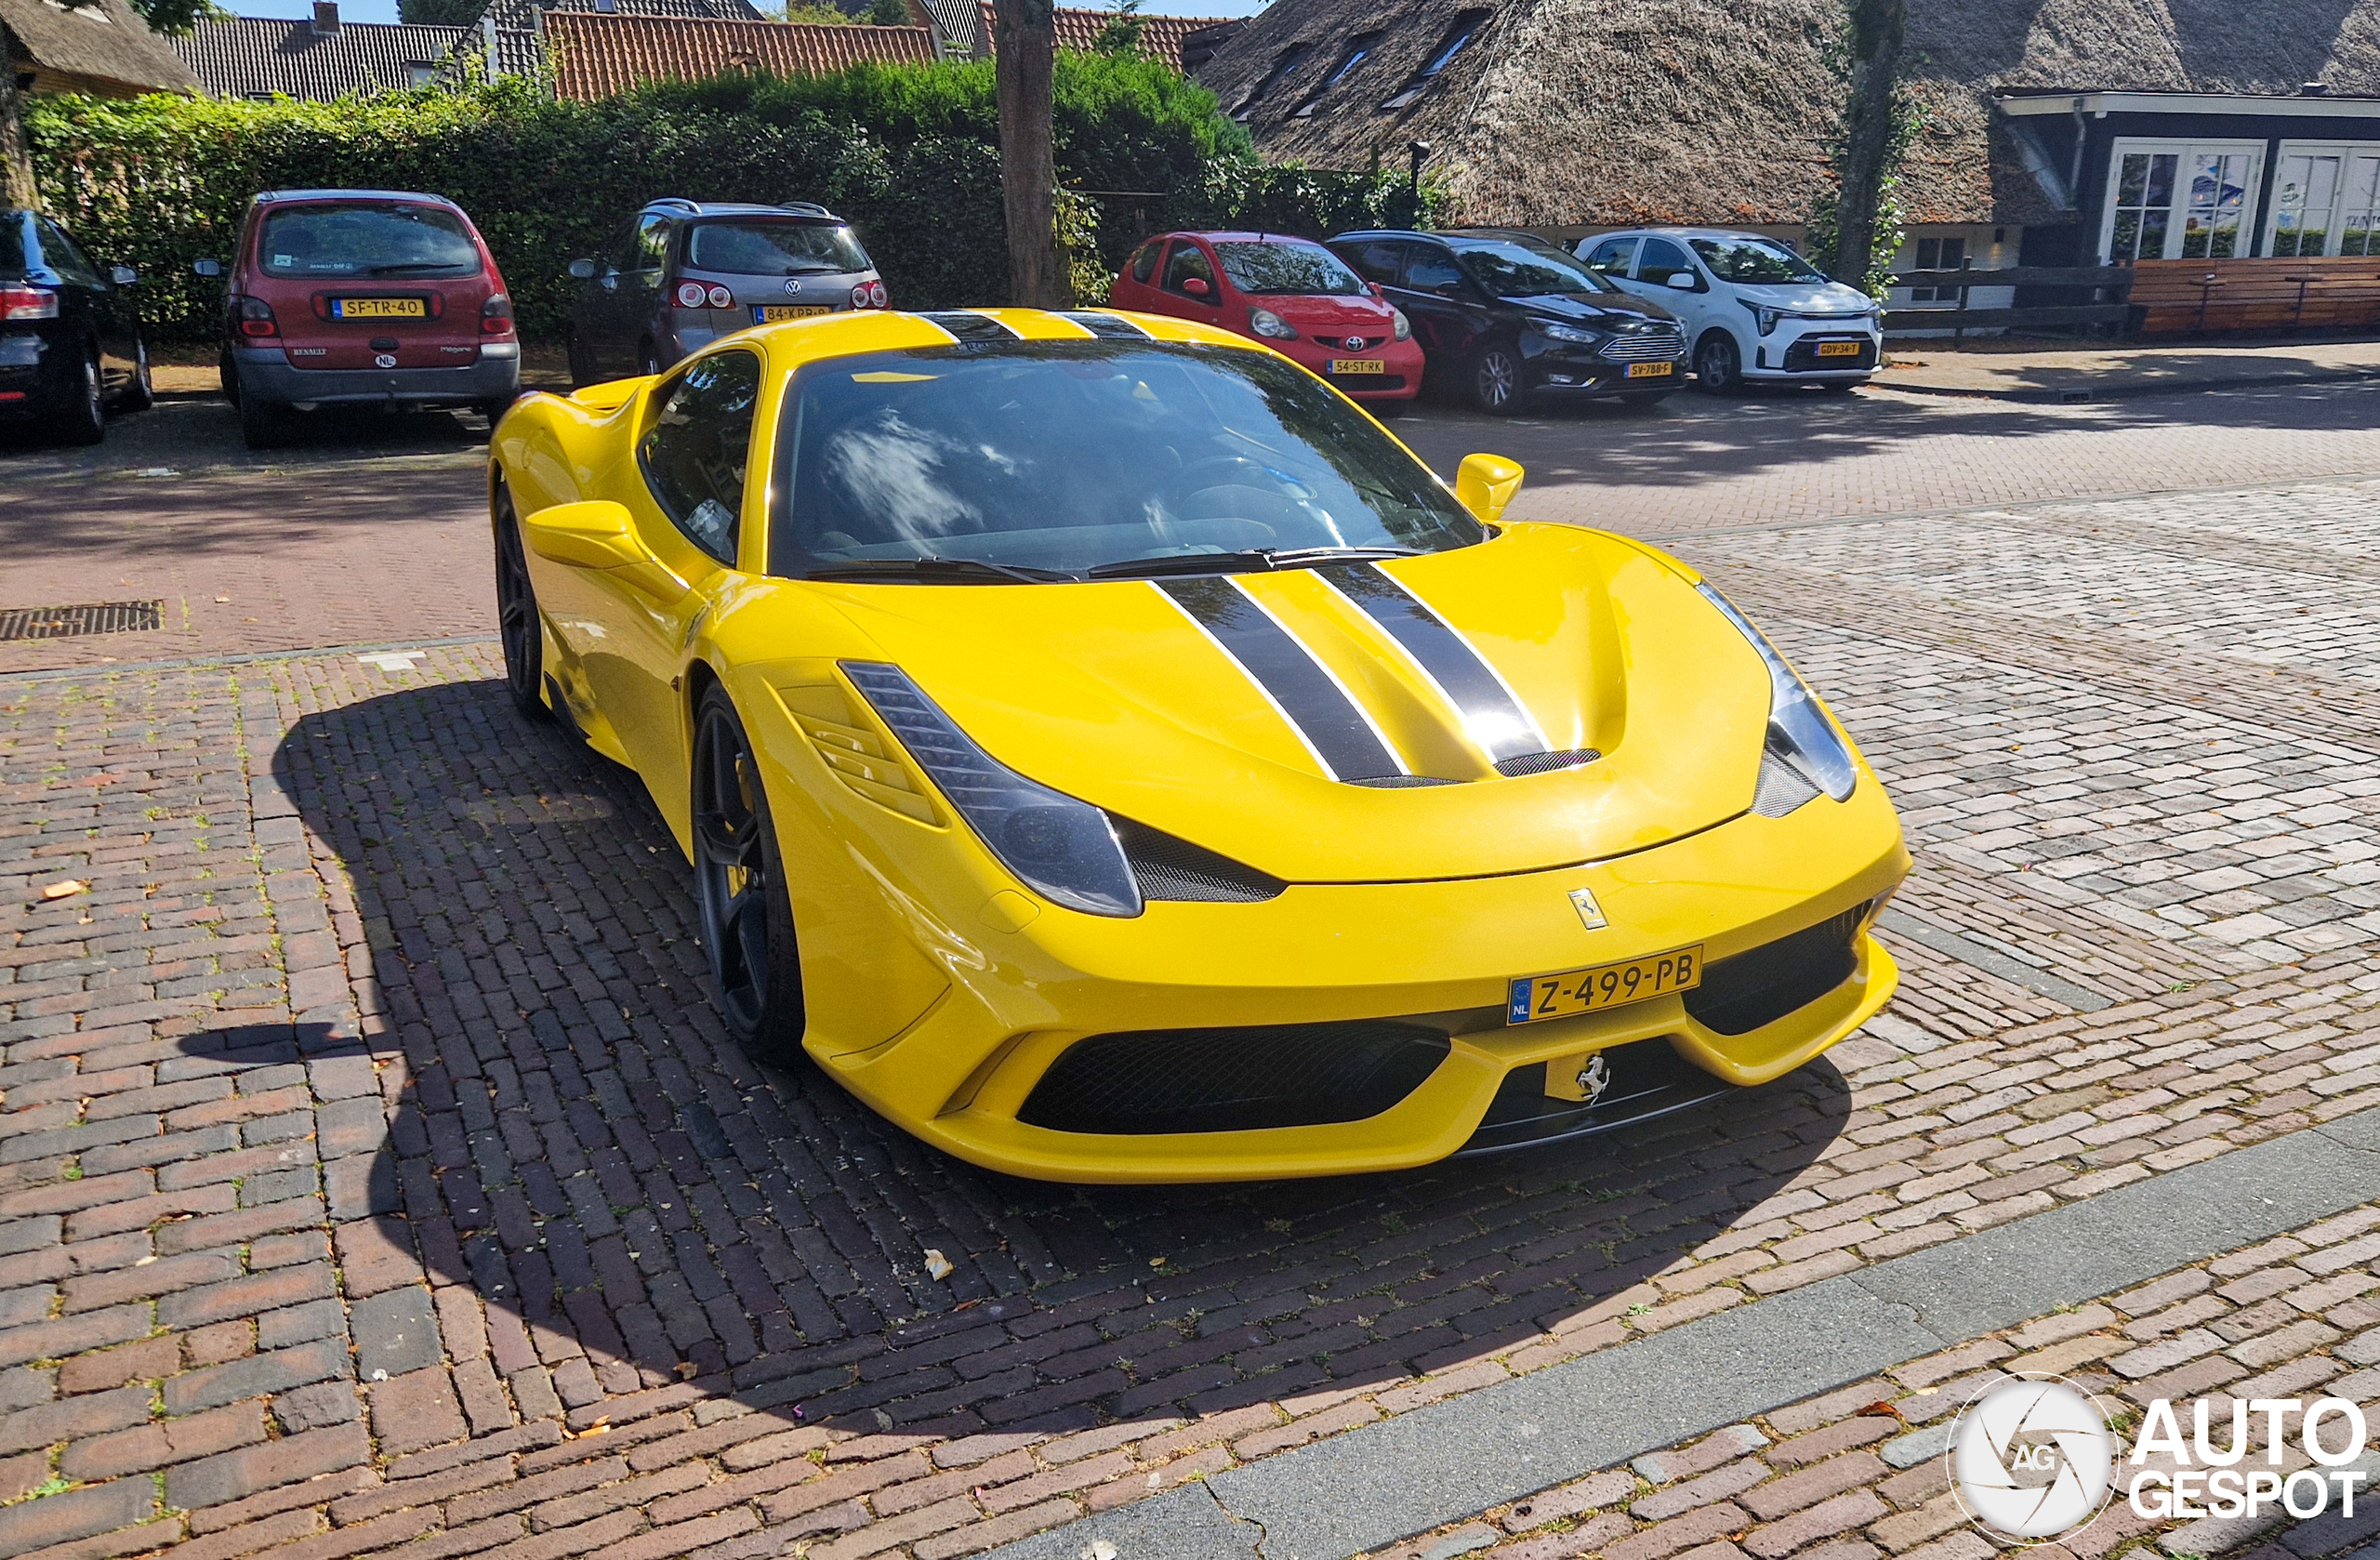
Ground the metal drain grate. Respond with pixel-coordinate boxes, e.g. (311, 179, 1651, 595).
(0, 601, 164, 641)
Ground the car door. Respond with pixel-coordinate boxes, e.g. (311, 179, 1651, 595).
(1580, 235, 1640, 286)
(31, 216, 126, 392)
(1111, 237, 1165, 312)
(1157, 239, 1225, 324)
(1633, 236, 1712, 336)
(1395, 242, 1493, 370)
(584, 348, 763, 810)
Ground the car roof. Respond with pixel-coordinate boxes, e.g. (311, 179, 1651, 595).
(641, 199, 845, 221)
(253, 189, 464, 208)
(1150, 231, 1331, 245)
(1592, 227, 1792, 241)
(1326, 229, 1438, 244)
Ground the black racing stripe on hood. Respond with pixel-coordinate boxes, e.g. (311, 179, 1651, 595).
(1156, 576, 1405, 783)
(1318, 562, 1548, 763)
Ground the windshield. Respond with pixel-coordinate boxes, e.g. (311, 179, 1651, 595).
(770, 341, 1482, 580)
(685, 219, 870, 276)
(1214, 241, 1368, 297)
(258, 203, 480, 279)
(1450, 237, 1613, 297)
(1689, 235, 1828, 284)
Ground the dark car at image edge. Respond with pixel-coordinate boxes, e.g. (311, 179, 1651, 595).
(1, 205, 152, 445)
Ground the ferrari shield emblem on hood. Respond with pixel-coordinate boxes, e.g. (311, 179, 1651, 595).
(1569, 887, 1607, 931)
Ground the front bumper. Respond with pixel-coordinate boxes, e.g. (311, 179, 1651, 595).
(811, 774, 1910, 1183)
(231, 342, 520, 406)
(1524, 336, 1689, 395)
(1749, 327, 1880, 379)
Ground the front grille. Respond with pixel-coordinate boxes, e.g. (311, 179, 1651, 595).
(1018, 1021, 1451, 1134)
(1683, 902, 1871, 1036)
(1343, 375, 1408, 390)
(0, 602, 162, 641)
(1313, 333, 1387, 350)
(1782, 336, 1876, 372)
(1112, 816, 1283, 903)
(1496, 748, 1602, 778)
(1597, 324, 1685, 363)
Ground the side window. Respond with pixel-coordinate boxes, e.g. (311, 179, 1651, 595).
(1337, 240, 1407, 285)
(32, 217, 98, 284)
(1583, 236, 1637, 276)
(1160, 242, 1217, 298)
(638, 350, 761, 567)
(631, 214, 672, 279)
(1403, 246, 1465, 295)
(1636, 237, 1701, 289)
(1130, 240, 1161, 284)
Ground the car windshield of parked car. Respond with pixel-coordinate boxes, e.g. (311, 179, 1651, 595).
(770, 341, 1482, 580)
(1688, 236, 1828, 284)
(685, 220, 869, 276)
(1213, 241, 1368, 296)
(258, 203, 480, 279)
(1449, 238, 1615, 297)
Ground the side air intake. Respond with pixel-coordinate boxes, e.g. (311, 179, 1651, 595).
(1683, 902, 1872, 1035)
(1111, 816, 1284, 903)
(1018, 1021, 1450, 1133)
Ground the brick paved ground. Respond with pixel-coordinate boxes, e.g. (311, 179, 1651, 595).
(1382, 1196, 2380, 1560)
(0, 469, 2376, 1558)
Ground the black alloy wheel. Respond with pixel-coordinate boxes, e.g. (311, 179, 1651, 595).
(121, 340, 153, 412)
(493, 484, 548, 722)
(1693, 332, 1743, 393)
(1471, 343, 1523, 415)
(691, 687, 806, 1064)
(60, 350, 105, 445)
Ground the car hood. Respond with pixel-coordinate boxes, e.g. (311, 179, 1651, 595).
(794, 524, 1772, 883)
(1508, 292, 1678, 324)
(1732, 280, 1875, 313)
(1254, 294, 1400, 327)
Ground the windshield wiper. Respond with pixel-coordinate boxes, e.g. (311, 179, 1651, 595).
(804, 556, 1078, 585)
(781, 262, 842, 274)
(366, 262, 470, 275)
(1089, 546, 1421, 580)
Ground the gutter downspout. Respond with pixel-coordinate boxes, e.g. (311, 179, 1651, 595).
(2069, 95, 2088, 211)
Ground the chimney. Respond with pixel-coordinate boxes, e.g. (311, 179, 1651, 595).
(311, 1, 340, 34)
(2303, 80, 2333, 96)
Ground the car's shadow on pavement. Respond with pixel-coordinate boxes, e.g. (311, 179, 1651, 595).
(181, 676, 1853, 1457)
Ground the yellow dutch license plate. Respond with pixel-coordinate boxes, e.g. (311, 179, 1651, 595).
(755, 305, 832, 323)
(1626, 361, 1673, 378)
(1508, 945, 1704, 1025)
(1817, 340, 1863, 357)
(334, 297, 424, 319)
(1330, 358, 1385, 374)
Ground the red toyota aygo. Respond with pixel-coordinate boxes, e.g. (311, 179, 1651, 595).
(1109, 231, 1424, 410)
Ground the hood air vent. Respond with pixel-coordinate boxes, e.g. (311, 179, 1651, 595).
(1112, 816, 1285, 903)
(1495, 748, 1602, 778)
(1056, 311, 1153, 339)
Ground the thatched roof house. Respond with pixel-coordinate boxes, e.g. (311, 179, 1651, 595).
(1, 0, 201, 97)
(1195, 0, 2380, 271)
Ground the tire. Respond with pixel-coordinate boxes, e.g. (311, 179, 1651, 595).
(218, 347, 241, 408)
(638, 340, 664, 378)
(475, 395, 517, 426)
(1693, 332, 1742, 394)
(120, 339, 153, 412)
(239, 394, 292, 450)
(1470, 343, 1524, 415)
(493, 484, 549, 724)
(566, 331, 596, 390)
(59, 350, 105, 445)
(691, 685, 806, 1065)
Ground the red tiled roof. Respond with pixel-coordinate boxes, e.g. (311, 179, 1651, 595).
(545, 10, 934, 99)
(973, 2, 1239, 70)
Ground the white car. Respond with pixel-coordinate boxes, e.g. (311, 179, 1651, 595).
(1575, 228, 1883, 392)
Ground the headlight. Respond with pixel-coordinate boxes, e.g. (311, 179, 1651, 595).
(1694, 585, 1857, 801)
(1391, 308, 1411, 342)
(1540, 322, 1606, 346)
(842, 662, 1143, 917)
(1739, 300, 1785, 337)
(1248, 307, 1300, 341)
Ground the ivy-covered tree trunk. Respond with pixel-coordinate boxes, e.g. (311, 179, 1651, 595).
(991, 0, 1073, 308)
(0, 48, 39, 211)
(1829, 0, 1906, 289)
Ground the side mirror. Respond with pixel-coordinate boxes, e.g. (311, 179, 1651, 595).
(522, 500, 694, 600)
(1182, 275, 1210, 298)
(192, 258, 222, 278)
(568, 258, 597, 280)
(1369, 282, 1385, 300)
(1454, 453, 1524, 525)
(110, 265, 138, 286)
(1666, 272, 1699, 291)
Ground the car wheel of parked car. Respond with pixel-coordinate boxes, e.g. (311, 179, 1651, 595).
(120, 341, 153, 413)
(638, 340, 664, 379)
(217, 349, 241, 408)
(60, 350, 106, 445)
(1693, 333, 1743, 394)
(691, 685, 806, 1066)
(566, 332, 595, 390)
(1471, 344, 1523, 415)
(493, 485, 548, 724)
(476, 395, 517, 426)
(239, 395, 293, 451)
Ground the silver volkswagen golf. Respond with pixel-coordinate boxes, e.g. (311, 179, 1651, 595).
(565, 199, 888, 385)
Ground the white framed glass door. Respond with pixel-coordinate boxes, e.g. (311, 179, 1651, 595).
(2268, 144, 2380, 257)
(2102, 139, 2265, 261)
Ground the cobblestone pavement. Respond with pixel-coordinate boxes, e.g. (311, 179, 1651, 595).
(1382, 1196, 2380, 1560)
(0, 469, 2376, 1560)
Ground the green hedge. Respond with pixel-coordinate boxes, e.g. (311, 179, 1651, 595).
(26, 56, 1435, 342)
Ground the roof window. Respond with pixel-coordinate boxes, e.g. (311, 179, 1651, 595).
(1291, 32, 1381, 117)
(1381, 9, 1489, 110)
(1233, 43, 1311, 121)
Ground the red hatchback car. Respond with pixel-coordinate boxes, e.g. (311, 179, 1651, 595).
(1109, 231, 1423, 409)
(197, 188, 520, 449)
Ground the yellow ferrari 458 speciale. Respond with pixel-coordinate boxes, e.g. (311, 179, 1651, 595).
(489, 306, 1909, 1183)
